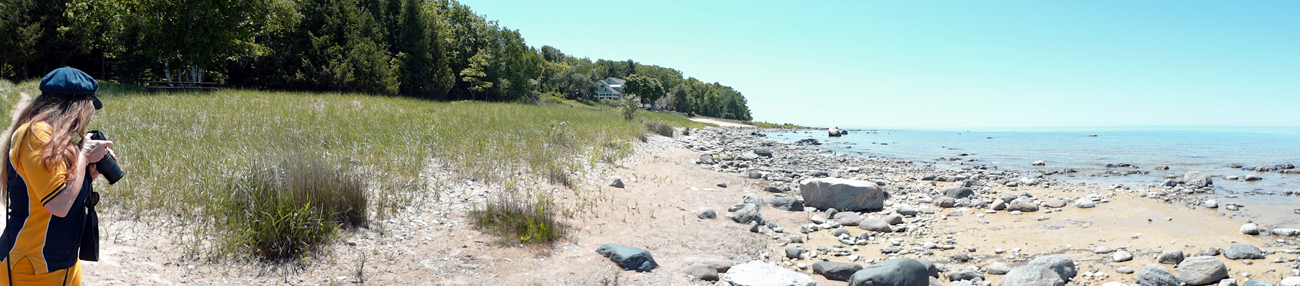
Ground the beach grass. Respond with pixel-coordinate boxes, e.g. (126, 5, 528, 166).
(1, 79, 687, 259)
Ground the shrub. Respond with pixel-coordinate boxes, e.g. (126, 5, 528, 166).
(620, 95, 641, 121)
(219, 153, 367, 261)
(644, 122, 673, 137)
(469, 191, 566, 244)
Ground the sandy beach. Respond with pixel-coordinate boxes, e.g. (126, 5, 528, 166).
(75, 126, 1300, 285)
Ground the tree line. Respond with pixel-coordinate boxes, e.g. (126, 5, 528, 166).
(0, 0, 751, 120)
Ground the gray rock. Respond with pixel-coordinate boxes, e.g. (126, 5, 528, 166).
(1241, 223, 1260, 235)
(1204, 200, 1219, 208)
(1043, 199, 1067, 208)
(718, 182, 728, 188)
(699, 154, 715, 164)
(1158, 250, 1185, 265)
(831, 228, 850, 237)
(943, 187, 976, 199)
(1221, 279, 1239, 286)
(834, 212, 865, 226)
(809, 215, 826, 224)
(812, 261, 863, 281)
(1244, 280, 1277, 286)
(934, 196, 957, 208)
(723, 261, 817, 286)
(1116, 266, 1134, 274)
(986, 262, 1014, 275)
(1094, 246, 1115, 254)
(1027, 255, 1077, 280)
(1272, 228, 1300, 237)
(990, 199, 1006, 211)
(1281, 277, 1300, 286)
(770, 197, 806, 211)
(1202, 247, 1220, 256)
(897, 204, 919, 216)
(764, 186, 783, 193)
(788, 235, 804, 244)
(596, 244, 659, 272)
(1008, 197, 1040, 212)
(848, 258, 931, 286)
(1073, 198, 1096, 208)
(998, 265, 1064, 286)
(883, 214, 905, 225)
(917, 259, 940, 278)
(753, 148, 773, 157)
(800, 178, 888, 212)
(946, 269, 985, 281)
(1175, 256, 1228, 285)
(826, 208, 840, 219)
(682, 264, 719, 281)
(858, 218, 892, 233)
(682, 257, 736, 272)
(608, 177, 625, 188)
(697, 208, 716, 219)
(950, 253, 973, 263)
(1114, 250, 1134, 262)
(1136, 264, 1178, 286)
(1185, 171, 1213, 188)
(786, 246, 804, 259)
(726, 203, 764, 225)
(1224, 243, 1265, 260)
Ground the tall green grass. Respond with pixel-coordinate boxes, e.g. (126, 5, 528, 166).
(0, 79, 679, 259)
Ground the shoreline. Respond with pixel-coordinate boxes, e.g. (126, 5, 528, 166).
(686, 126, 1300, 285)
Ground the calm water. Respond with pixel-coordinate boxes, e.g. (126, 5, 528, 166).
(768, 127, 1300, 227)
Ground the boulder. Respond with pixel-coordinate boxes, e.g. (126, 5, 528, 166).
(1027, 255, 1077, 280)
(1281, 277, 1300, 286)
(770, 197, 805, 211)
(699, 154, 715, 164)
(682, 257, 736, 272)
(753, 148, 773, 157)
(1241, 223, 1260, 235)
(681, 264, 719, 281)
(726, 203, 763, 225)
(1073, 198, 1096, 208)
(1008, 197, 1040, 212)
(897, 204, 919, 216)
(986, 262, 1014, 275)
(934, 196, 957, 208)
(1158, 250, 1185, 265)
(723, 261, 817, 286)
(1223, 243, 1265, 260)
(800, 178, 888, 212)
(1175, 256, 1228, 285)
(1184, 171, 1212, 188)
(697, 208, 716, 219)
(1136, 264, 1178, 286)
(1113, 250, 1134, 262)
(883, 213, 905, 225)
(786, 246, 804, 259)
(916, 259, 940, 278)
(858, 218, 892, 233)
(812, 261, 863, 281)
(848, 258, 931, 286)
(946, 269, 984, 282)
(1244, 280, 1277, 286)
(834, 212, 865, 226)
(1043, 199, 1067, 208)
(998, 265, 1064, 286)
(1272, 228, 1300, 237)
(942, 187, 975, 199)
(596, 244, 658, 272)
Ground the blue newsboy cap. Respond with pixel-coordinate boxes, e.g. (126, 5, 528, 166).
(39, 67, 102, 109)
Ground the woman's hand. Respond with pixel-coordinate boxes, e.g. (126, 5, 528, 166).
(81, 133, 113, 164)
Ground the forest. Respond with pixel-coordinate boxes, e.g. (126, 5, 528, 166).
(0, 0, 752, 120)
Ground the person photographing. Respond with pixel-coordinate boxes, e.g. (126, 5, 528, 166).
(0, 67, 115, 285)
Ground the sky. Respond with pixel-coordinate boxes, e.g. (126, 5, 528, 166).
(458, 1, 1300, 128)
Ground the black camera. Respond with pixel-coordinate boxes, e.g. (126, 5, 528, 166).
(87, 130, 124, 184)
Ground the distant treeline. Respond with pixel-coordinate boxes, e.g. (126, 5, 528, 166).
(0, 0, 751, 120)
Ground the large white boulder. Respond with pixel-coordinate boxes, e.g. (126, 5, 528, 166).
(800, 178, 887, 212)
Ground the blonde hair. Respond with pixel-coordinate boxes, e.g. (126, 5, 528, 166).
(1, 92, 97, 203)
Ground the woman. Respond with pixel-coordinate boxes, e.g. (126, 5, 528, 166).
(0, 67, 113, 285)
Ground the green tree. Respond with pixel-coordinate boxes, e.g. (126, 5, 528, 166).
(281, 0, 399, 94)
(395, 0, 453, 98)
(624, 74, 664, 106)
(460, 51, 493, 99)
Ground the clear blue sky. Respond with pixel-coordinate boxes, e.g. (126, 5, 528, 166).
(459, 1, 1300, 128)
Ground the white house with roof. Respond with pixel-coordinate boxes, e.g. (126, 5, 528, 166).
(595, 77, 626, 100)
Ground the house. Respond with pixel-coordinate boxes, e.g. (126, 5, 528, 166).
(595, 77, 626, 100)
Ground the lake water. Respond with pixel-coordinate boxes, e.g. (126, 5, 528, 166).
(766, 126, 1300, 228)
